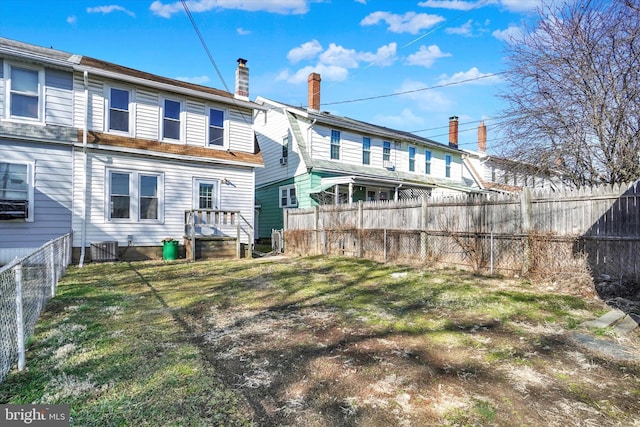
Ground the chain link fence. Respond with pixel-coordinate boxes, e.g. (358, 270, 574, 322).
(0, 233, 72, 383)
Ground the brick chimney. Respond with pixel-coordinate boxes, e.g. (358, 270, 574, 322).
(234, 58, 249, 100)
(478, 121, 487, 152)
(448, 116, 459, 148)
(308, 73, 321, 112)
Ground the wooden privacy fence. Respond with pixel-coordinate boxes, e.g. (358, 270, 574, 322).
(284, 181, 640, 282)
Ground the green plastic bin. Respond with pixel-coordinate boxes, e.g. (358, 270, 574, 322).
(162, 240, 179, 260)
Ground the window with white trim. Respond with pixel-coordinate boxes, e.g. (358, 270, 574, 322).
(162, 98, 181, 141)
(362, 137, 371, 165)
(0, 161, 34, 221)
(6, 64, 43, 121)
(445, 154, 452, 178)
(330, 130, 340, 160)
(208, 108, 225, 147)
(193, 179, 220, 209)
(409, 146, 416, 172)
(282, 135, 289, 159)
(107, 170, 163, 222)
(383, 141, 391, 163)
(279, 185, 297, 208)
(108, 87, 131, 133)
(425, 150, 432, 175)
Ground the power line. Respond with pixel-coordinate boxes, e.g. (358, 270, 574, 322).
(321, 71, 506, 107)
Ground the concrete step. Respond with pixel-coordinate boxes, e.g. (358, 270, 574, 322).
(583, 309, 626, 329)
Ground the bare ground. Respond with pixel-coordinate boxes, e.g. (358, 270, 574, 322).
(172, 258, 640, 427)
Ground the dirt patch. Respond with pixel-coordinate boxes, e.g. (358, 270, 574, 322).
(182, 278, 640, 426)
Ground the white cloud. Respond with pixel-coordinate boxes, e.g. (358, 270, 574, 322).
(67, 15, 77, 25)
(319, 44, 359, 69)
(492, 24, 523, 42)
(86, 5, 135, 17)
(499, 0, 541, 12)
(150, 0, 309, 18)
(406, 45, 451, 68)
(361, 11, 445, 34)
(437, 67, 501, 85)
(236, 27, 251, 35)
(287, 40, 323, 64)
(358, 42, 397, 67)
(354, 0, 367, 4)
(175, 75, 211, 85)
(283, 41, 397, 84)
(278, 64, 349, 84)
(445, 19, 473, 36)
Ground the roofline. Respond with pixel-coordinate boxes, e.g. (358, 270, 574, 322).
(0, 37, 265, 111)
(256, 96, 460, 153)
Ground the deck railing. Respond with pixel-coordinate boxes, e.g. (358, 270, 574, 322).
(184, 209, 253, 260)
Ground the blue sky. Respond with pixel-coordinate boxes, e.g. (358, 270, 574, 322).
(0, 0, 546, 152)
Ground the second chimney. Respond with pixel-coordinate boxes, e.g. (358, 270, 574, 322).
(308, 73, 321, 112)
(235, 58, 249, 100)
(478, 121, 487, 152)
(448, 116, 459, 148)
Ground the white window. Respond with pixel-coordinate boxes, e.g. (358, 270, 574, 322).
(107, 87, 131, 133)
(208, 108, 225, 147)
(193, 179, 220, 209)
(0, 161, 34, 222)
(279, 185, 297, 208)
(6, 63, 43, 121)
(107, 170, 163, 222)
(162, 98, 182, 141)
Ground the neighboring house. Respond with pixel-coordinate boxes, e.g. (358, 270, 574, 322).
(253, 73, 477, 240)
(462, 121, 565, 192)
(0, 37, 262, 264)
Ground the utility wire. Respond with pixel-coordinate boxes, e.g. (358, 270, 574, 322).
(322, 71, 506, 107)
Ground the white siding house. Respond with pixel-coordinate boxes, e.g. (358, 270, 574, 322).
(0, 37, 262, 264)
(253, 73, 477, 240)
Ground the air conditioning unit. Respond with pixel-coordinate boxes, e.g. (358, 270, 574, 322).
(383, 160, 395, 170)
(0, 199, 28, 220)
(279, 157, 288, 165)
(90, 241, 119, 262)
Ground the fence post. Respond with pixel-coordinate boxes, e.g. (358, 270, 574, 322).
(384, 228, 387, 262)
(314, 206, 320, 255)
(48, 245, 57, 298)
(520, 188, 532, 275)
(357, 201, 363, 258)
(14, 265, 25, 371)
(420, 196, 428, 262)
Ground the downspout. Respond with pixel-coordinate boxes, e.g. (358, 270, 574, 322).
(78, 70, 88, 267)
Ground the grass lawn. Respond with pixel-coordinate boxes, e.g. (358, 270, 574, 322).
(1, 255, 639, 426)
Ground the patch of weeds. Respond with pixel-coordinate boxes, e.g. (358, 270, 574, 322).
(443, 398, 496, 426)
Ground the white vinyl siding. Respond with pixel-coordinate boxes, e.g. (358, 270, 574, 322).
(73, 152, 255, 246)
(186, 99, 206, 146)
(44, 68, 73, 126)
(135, 89, 159, 139)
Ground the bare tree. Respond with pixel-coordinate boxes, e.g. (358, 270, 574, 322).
(498, 0, 640, 186)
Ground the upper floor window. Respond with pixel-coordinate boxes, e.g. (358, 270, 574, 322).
(0, 161, 33, 222)
(208, 108, 224, 147)
(108, 88, 130, 133)
(408, 146, 416, 172)
(8, 65, 41, 121)
(445, 154, 452, 178)
(162, 99, 181, 141)
(279, 184, 297, 208)
(108, 170, 163, 222)
(425, 150, 432, 175)
(383, 141, 391, 162)
(362, 137, 371, 165)
(330, 130, 340, 160)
